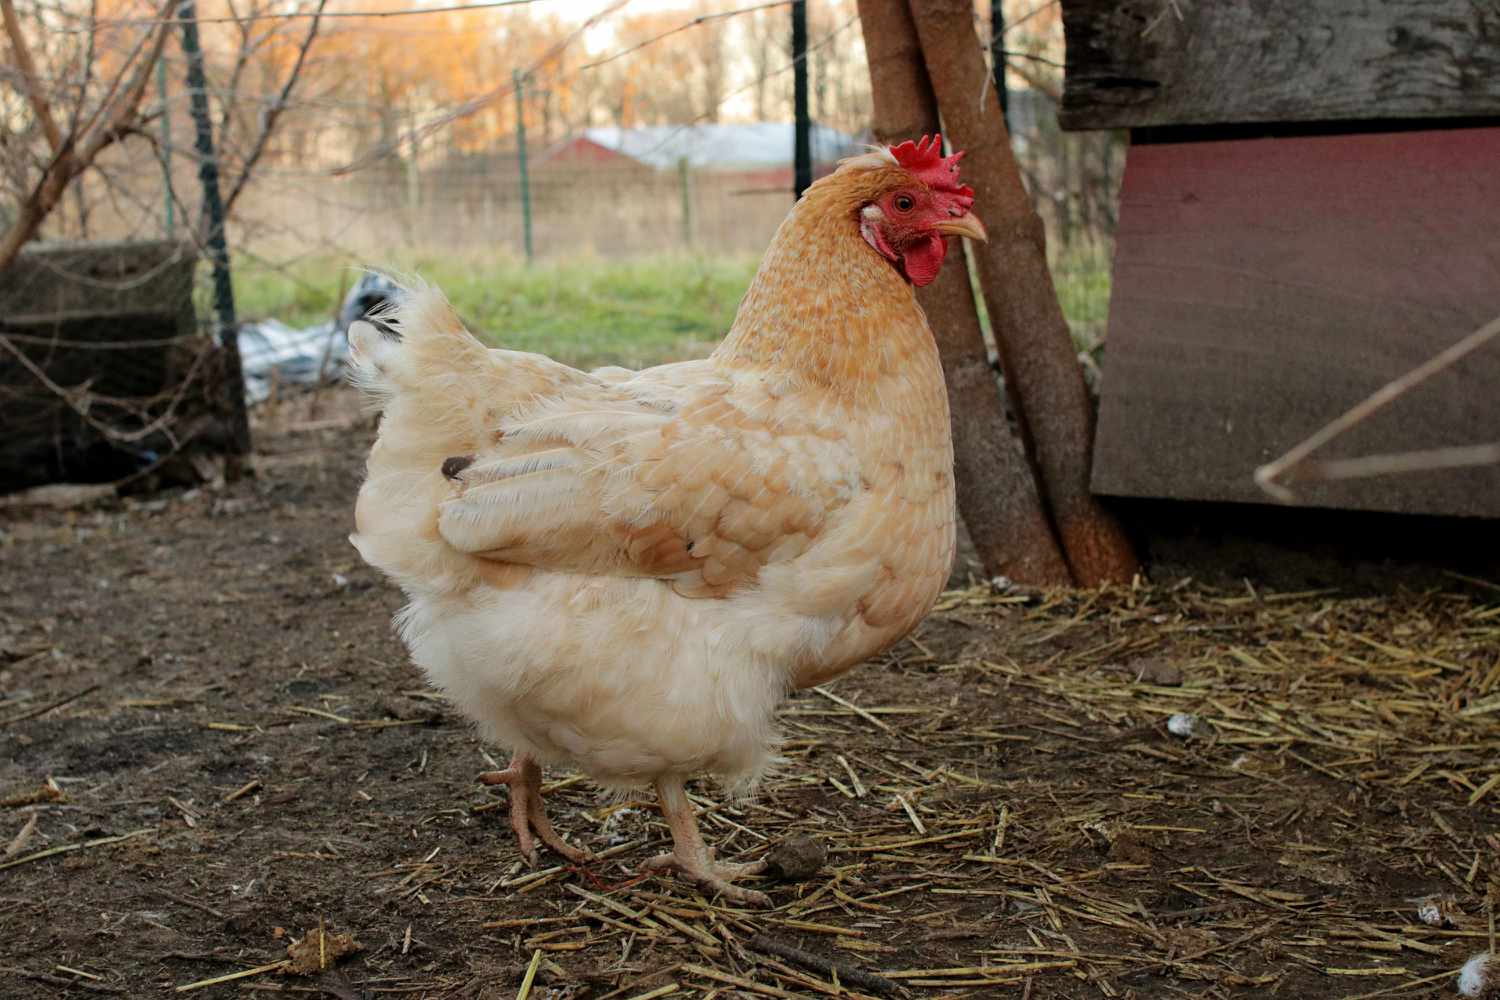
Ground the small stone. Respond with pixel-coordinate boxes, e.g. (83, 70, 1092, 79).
(1166, 713, 1198, 738)
(764, 834, 827, 881)
(1134, 658, 1184, 686)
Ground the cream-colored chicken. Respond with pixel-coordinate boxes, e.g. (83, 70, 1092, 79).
(348, 136, 985, 905)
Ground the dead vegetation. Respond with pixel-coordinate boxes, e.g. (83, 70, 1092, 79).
(1, 396, 1497, 998)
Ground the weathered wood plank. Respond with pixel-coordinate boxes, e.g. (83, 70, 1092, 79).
(1060, 0, 1500, 130)
(1091, 127, 1500, 518)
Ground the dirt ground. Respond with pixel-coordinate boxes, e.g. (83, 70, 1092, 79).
(2, 391, 1498, 1000)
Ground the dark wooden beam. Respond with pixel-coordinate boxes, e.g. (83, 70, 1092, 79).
(1060, 0, 1500, 131)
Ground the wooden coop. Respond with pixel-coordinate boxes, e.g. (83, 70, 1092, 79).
(1060, 0, 1500, 519)
(0, 240, 236, 494)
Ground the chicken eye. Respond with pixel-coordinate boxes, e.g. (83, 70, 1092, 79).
(894, 194, 915, 212)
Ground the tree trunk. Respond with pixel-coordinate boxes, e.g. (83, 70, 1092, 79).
(909, 0, 1138, 586)
(857, 0, 1072, 586)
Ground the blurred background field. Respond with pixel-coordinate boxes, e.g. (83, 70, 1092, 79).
(2, 0, 1123, 499)
(235, 252, 757, 369)
(236, 245, 1113, 370)
(8, 0, 1121, 369)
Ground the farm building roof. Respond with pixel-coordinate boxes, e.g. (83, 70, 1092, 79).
(580, 123, 865, 170)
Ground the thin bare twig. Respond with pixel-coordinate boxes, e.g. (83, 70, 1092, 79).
(0, 684, 100, 726)
(0, 0, 172, 271)
(747, 934, 898, 994)
(0, 329, 215, 448)
(330, 0, 629, 175)
(1, 0, 64, 152)
(68, 7, 167, 157)
(221, 0, 328, 219)
(1291, 443, 1500, 484)
(0, 968, 123, 995)
(68, 0, 541, 29)
(576, 1, 790, 74)
(1255, 312, 1500, 501)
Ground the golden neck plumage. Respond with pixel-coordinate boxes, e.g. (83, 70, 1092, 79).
(713, 174, 937, 397)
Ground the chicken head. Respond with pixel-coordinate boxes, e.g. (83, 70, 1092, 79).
(857, 133, 988, 286)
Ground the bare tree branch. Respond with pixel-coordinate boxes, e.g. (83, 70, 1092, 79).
(0, 0, 173, 272)
(216, 0, 264, 141)
(910, 0, 1138, 585)
(1, 0, 65, 152)
(1007, 57, 1061, 103)
(331, 0, 629, 176)
(0, 329, 215, 449)
(68, 8, 161, 150)
(68, 0, 100, 139)
(222, 0, 327, 219)
(80, 9, 171, 161)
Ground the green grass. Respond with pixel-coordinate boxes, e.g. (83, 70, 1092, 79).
(1052, 245, 1115, 353)
(234, 247, 1112, 370)
(966, 243, 1115, 363)
(235, 251, 759, 370)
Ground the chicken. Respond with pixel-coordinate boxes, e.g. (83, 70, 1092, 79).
(347, 135, 985, 905)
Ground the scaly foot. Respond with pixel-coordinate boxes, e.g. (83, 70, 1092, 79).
(479, 755, 592, 866)
(642, 777, 771, 907)
(641, 847, 770, 907)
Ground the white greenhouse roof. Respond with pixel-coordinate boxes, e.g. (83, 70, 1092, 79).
(581, 123, 865, 169)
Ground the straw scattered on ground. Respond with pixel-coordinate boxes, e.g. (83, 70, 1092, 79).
(1, 393, 1497, 998)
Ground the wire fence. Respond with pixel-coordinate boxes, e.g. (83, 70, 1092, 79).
(1, 0, 1122, 491)
(18, 0, 1118, 256)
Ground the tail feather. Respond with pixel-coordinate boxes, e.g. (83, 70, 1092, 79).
(347, 277, 593, 597)
(346, 282, 488, 412)
(348, 281, 499, 594)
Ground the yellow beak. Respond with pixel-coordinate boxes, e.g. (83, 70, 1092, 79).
(934, 213, 988, 242)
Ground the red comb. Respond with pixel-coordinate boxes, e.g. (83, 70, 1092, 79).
(889, 133, 974, 204)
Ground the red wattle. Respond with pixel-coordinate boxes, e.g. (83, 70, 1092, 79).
(901, 235, 947, 287)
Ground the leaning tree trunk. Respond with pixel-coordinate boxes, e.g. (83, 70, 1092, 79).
(858, 0, 1071, 586)
(908, 0, 1138, 586)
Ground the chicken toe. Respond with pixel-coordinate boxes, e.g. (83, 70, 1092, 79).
(479, 755, 591, 865)
(643, 777, 771, 907)
(641, 850, 770, 907)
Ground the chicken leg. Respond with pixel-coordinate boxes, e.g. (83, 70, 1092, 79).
(479, 754, 591, 865)
(640, 777, 770, 907)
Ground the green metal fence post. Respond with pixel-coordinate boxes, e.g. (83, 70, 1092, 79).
(513, 68, 533, 264)
(178, 0, 251, 472)
(156, 56, 174, 235)
(791, 0, 812, 200)
(990, 0, 1009, 134)
(678, 156, 692, 248)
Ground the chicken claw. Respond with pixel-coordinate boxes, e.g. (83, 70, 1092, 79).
(643, 777, 771, 907)
(479, 755, 592, 866)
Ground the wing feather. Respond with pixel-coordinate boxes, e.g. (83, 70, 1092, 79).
(435, 376, 859, 593)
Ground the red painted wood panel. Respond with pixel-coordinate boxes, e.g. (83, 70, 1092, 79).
(1092, 126, 1500, 517)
